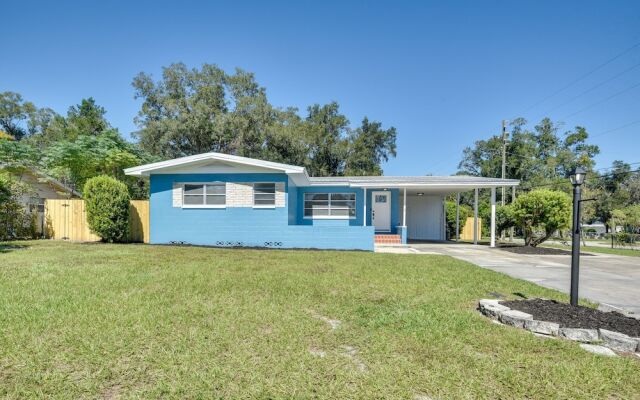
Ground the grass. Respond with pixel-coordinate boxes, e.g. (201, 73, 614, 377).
(1, 241, 639, 399)
(542, 243, 640, 257)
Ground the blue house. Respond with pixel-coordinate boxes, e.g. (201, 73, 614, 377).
(125, 152, 519, 251)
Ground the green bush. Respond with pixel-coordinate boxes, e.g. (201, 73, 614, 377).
(0, 172, 39, 240)
(511, 189, 571, 247)
(84, 176, 130, 242)
(445, 201, 472, 238)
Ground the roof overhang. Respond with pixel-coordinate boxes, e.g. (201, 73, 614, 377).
(124, 152, 310, 185)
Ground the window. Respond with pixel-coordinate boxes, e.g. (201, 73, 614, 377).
(28, 197, 45, 213)
(254, 183, 276, 207)
(304, 193, 356, 219)
(183, 183, 225, 207)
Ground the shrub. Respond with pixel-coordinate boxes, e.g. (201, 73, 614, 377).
(0, 172, 38, 240)
(445, 201, 472, 238)
(84, 176, 130, 242)
(511, 189, 571, 247)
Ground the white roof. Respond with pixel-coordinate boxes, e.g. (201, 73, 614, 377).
(124, 152, 519, 190)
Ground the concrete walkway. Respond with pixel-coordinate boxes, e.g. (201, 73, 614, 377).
(396, 242, 640, 315)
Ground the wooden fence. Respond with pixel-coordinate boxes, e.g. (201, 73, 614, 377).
(44, 199, 149, 243)
(460, 217, 482, 241)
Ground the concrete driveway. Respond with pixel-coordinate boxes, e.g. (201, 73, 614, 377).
(404, 242, 640, 315)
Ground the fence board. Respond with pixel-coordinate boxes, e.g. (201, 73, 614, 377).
(460, 217, 482, 241)
(44, 199, 149, 243)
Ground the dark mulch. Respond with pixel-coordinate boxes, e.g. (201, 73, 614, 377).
(502, 298, 640, 337)
(498, 245, 594, 256)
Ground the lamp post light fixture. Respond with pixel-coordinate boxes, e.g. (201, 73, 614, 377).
(569, 167, 586, 306)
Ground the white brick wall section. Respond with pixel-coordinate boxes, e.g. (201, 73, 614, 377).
(173, 181, 285, 208)
(227, 182, 253, 207)
(172, 183, 182, 207)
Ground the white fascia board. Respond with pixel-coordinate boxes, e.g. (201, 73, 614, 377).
(348, 181, 520, 189)
(124, 152, 305, 176)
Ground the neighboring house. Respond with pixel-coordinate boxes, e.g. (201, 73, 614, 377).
(581, 221, 607, 238)
(4, 167, 81, 234)
(125, 153, 519, 251)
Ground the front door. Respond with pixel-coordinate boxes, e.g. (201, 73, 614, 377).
(372, 191, 391, 232)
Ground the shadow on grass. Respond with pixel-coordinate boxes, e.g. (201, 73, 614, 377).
(0, 243, 30, 253)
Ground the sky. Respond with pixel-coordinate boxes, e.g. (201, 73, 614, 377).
(2, 0, 639, 176)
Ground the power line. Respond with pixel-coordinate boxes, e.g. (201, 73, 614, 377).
(520, 168, 640, 190)
(591, 118, 640, 138)
(562, 80, 640, 119)
(538, 60, 640, 117)
(514, 40, 640, 116)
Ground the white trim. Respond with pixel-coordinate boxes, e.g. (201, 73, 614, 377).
(303, 215, 356, 220)
(124, 152, 305, 176)
(182, 205, 226, 209)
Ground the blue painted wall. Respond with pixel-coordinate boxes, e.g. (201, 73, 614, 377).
(149, 173, 374, 250)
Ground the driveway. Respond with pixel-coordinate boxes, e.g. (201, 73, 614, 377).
(402, 242, 640, 315)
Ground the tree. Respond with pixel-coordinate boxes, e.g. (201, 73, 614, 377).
(0, 92, 36, 140)
(0, 172, 37, 240)
(444, 201, 472, 238)
(458, 117, 599, 190)
(510, 189, 571, 247)
(132, 63, 238, 157)
(344, 117, 397, 176)
(43, 129, 153, 198)
(132, 63, 397, 177)
(303, 102, 349, 176)
(590, 160, 633, 232)
(84, 176, 130, 242)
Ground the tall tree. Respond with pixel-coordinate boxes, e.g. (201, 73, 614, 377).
(303, 102, 349, 176)
(0, 92, 36, 140)
(344, 117, 397, 176)
(459, 117, 600, 189)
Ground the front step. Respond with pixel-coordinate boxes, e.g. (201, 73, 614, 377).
(375, 234, 402, 244)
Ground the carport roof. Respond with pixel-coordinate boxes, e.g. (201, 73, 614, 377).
(308, 175, 520, 189)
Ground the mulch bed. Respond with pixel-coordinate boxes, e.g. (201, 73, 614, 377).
(502, 299, 640, 337)
(498, 245, 594, 256)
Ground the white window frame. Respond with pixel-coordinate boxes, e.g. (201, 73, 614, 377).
(181, 182, 226, 208)
(253, 182, 276, 208)
(303, 192, 357, 220)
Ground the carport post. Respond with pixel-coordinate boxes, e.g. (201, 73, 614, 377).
(510, 186, 516, 241)
(363, 188, 367, 226)
(490, 187, 496, 248)
(473, 188, 478, 245)
(455, 193, 460, 241)
(402, 188, 407, 226)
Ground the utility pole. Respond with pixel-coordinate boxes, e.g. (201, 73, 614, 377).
(501, 120, 509, 240)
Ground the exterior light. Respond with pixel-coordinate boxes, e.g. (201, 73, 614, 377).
(569, 167, 587, 306)
(569, 167, 586, 186)
(417, 192, 424, 196)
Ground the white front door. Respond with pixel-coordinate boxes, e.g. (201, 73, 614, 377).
(372, 191, 391, 232)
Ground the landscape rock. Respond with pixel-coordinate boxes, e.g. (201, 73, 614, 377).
(499, 310, 533, 328)
(599, 329, 639, 353)
(558, 328, 599, 342)
(579, 344, 617, 357)
(524, 319, 560, 336)
(479, 299, 503, 308)
(481, 304, 510, 319)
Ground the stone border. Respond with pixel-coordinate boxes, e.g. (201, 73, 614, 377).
(478, 299, 640, 357)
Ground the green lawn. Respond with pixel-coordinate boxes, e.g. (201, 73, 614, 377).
(1, 241, 638, 399)
(543, 243, 640, 257)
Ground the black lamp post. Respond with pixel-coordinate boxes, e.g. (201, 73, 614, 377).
(569, 167, 586, 306)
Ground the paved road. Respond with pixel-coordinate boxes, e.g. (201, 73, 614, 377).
(404, 242, 640, 315)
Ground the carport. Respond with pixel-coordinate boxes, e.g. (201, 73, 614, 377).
(347, 176, 520, 247)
